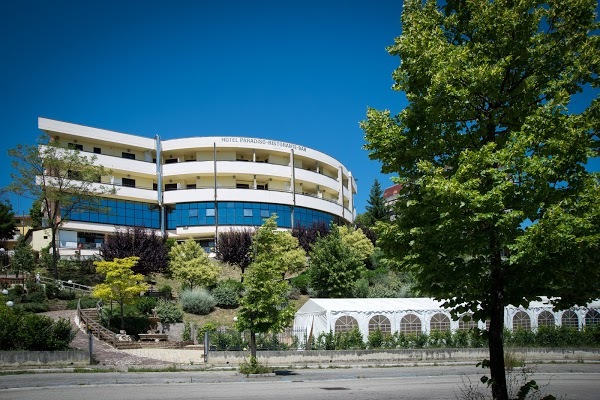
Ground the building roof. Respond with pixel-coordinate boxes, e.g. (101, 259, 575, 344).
(383, 183, 403, 200)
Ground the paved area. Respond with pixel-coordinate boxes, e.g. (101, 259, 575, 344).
(43, 310, 168, 366)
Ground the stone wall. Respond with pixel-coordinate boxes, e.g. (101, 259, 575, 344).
(0, 350, 89, 366)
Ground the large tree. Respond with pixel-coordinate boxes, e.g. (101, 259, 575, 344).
(93, 257, 149, 332)
(363, 179, 389, 225)
(308, 226, 366, 298)
(101, 226, 169, 275)
(236, 216, 305, 359)
(0, 202, 16, 242)
(7, 136, 114, 278)
(291, 220, 330, 254)
(362, 1, 599, 399)
(169, 238, 220, 290)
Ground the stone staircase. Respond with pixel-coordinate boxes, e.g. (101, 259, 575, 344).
(78, 303, 197, 350)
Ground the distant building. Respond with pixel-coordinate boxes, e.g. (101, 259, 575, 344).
(382, 183, 402, 220)
(37, 117, 357, 257)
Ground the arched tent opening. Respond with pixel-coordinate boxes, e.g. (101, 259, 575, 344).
(512, 311, 531, 331)
(561, 310, 579, 329)
(400, 314, 422, 335)
(335, 316, 358, 333)
(430, 313, 451, 332)
(537, 311, 555, 328)
(368, 315, 391, 334)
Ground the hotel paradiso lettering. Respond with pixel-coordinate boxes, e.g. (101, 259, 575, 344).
(220, 137, 307, 152)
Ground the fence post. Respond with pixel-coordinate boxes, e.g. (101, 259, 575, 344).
(204, 331, 209, 363)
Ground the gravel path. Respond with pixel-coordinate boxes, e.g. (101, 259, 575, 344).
(42, 310, 167, 366)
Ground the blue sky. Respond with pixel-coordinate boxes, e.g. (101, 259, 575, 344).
(1, 1, 597, 217)
(0, 0, 405, 216)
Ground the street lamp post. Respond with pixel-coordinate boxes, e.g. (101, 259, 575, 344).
(67, 279, 73, 297)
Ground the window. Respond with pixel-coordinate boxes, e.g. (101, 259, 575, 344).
(164, 183, 178, 191)
(186, 184, 196, 189)
(585, 309, 600, 327)
(206, 208, 215, 217)
(165, 158, 178, 164)
(537, 311, 555, 327)
(153, 183, 158, 190)
(335, 316, 358, 333)
(368, 315, 391, 334)
(430, 313, 451, 331)
(236, 183, 250, 189)
(561, 310, 579, 329)
(512, 311, 531, 330)
(122, 178, 136, 188)
(458, 315, 477, 331)
(243, 209, 253, 217)
(68, 143, 83, 150)
(260, 210, 271, 218)
(122, 152, 135, 160)
(189, 209, 198, 217)
(400, 314, 421, 334)
(93, 147, 101, 154)
(257, 184, 268, 190)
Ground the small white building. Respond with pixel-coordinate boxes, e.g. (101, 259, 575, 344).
(293, 298, 600, 340)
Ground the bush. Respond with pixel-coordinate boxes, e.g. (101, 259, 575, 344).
(211, 279, 241, 308)
(155, 299, 184, 323)
(159, 285, 173, 299)
(23, 290, 47, 303)
(19, 302, 50, 313)
(66, 295, 98, 310)
(136, 297, 158, 315)
(44, 282, 61, 299)
(180, 288, 216, 315)
(0, 305, 74, 350)
(56, 289, 76, 300)
(289, 271, 311, 294)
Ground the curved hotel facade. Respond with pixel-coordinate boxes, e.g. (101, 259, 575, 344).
(38, 118, 357, 254)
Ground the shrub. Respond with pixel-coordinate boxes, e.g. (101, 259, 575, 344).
(159, 285, 173, 299)
(66, 295, 98, 310)
(180, 288, 216, 315)
(289, 271, 311, 294)
(19, 302, 50, 313)
(211, 279, 241, 308)
(367, 329, 384, 349)
(136, 297, 158, 315)
(56, 289, 76, 300)
(0, 305, 74, 350)
(239, 356, 271, 375)
(108, 316, 150, 338)
(210, 329, 245, 350)
(44, 281, 61, 299)
(23, 290, 47, 304)
(155, 299, 184, 323)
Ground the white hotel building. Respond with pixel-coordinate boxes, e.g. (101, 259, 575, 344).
(38, 118, 357, 255)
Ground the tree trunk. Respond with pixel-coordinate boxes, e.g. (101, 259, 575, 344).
(250, 330, 257, 359)
(489, 270, 508, 400)
(51, 226, 59, 279)
(120, 302, 125, 332)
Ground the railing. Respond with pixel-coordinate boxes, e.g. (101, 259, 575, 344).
(77, 298, 116, 346)
(39, 276, 93, 294)
(208, 327, 306, 351)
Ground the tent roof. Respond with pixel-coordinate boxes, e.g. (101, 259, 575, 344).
(296, 298, 447, 314)
(296, 297, 600, 315)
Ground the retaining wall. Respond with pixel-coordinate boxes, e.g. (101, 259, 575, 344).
(0, 350, 89, 366)
(206, 348, 600, 367)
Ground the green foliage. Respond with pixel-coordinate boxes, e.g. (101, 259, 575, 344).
(362, 178, 389, 226)
(158, 284, 173, 299)
(289, 271, 311, 295)
(210, 329, 245, 350)
(136, 297, 158, 315)
(155, 299, 184, 323)
(362, 0, 600, 398)
(67, 295, 97, 310)
(7, 136, 114, 278)
(93, 257, 149, 331)
(12, 235, 36, 274)
(338, 225, 375, 263)
(308, 226, 366, 298)
(0, 305, 74, 350)
(0, 201, 16, 241)
(182, 321, 193, 342)
(211, 279, 241, 308)
(180, 288, 216, 315)
(239, 356, 271, 375)
(236, 216, 305, 357)
(107, 316, 149, 338)
(169, 238, 221, 290)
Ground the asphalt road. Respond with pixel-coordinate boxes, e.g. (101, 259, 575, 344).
(1, 364, 599, 400)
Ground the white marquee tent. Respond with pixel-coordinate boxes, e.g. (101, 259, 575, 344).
(293, 298, 600, 340)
